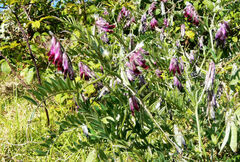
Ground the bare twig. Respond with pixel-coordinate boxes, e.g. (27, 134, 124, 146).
(23, 5, 32, 21)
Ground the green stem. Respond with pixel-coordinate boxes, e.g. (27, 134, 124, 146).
(195, 103, 202, 154)
(195, 86, 207, 157)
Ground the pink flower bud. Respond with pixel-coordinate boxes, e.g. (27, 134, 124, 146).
(215, 21, 230, 46)
(173, 76, 183, 91)
(164, 18, 169, 27)
(184, 3, 199, 26)
(169, 57, 181, 75)
(53, 42, 62, 66)
(129, 96, 140, 116)
(79, 62, 94, 80)
(150, 17, 158, 29)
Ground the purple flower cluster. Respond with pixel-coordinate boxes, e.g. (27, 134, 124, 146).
(141, 14, 148, 33)
(169, 57, 184, 91)
(126, 48, 149, 81)
(169, 57, 182, 76)
(78, 62, 95, 81)
(148, 2, 157, 16)
(48, 36, 74, 80)
(117, 7, 130, 22)
(215, 21, 230, 46)
(95, 17, 115, 43)
(148, 2, 160, 30)
(117, 7, 135, 28)
(96, 17, 115, 33)
(129, 96, 140, 116)
(184, 2, 199, 26)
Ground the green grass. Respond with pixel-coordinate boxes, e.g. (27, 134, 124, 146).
(0, 74, 89, 161)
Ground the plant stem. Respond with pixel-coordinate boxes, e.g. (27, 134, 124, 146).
(195, 86, 207, 157)
(9, 6, 50, 126)
(195, 103, 202, 154)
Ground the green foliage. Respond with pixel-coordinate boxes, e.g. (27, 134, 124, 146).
(0, 0, 240, 161)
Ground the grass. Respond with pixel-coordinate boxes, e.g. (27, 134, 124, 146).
(0, 73, 89, 161)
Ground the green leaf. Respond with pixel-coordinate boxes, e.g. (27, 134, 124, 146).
(32, 21, 41, 29)
(35, 150, 47, 156)
(203, 0, 214, 10)
(232, 37, 238, 43)
(230, 122, 237, 152)
(86, 149, 96, 162)
(219, 122, 231, 154)
(120, 65, 130, 86)
(101, 116, 114, 124)
(25, 68, 35, 84)
(1, 61, 11, 74)
(23, 96, 38, 105)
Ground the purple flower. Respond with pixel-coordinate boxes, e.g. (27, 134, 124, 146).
(155, 69, 163, 78)
(205, 61, 215, 90)
(176, 40, 180, 47)
(162, 0, 168, 2)
(184, 2, 199, 26)
(173, 76, 183, 90)
(150, 17, 158, 29)
(129, 96, 140, 116)
(53, 42, 62, 67)
(141, 14, 147, 33)
(117, 7, 131, 22)
(126, 48, 149, 77)
(79, 62, 94, 80)
(163, 18, 169, 27)
(103, 9, 109, 15)
(62, 52, 74, 80)
(47, 36, 74, 80)
(48, 36, 57, 61)
(207, 92, 217, 119)
(181, 24, 185, 37)
(126, 61, 141, 76)
(169, 57, 181, 75)
(124, 16, 135, 28)
(101, 32, 109, 43)
(179, 58, 184, 73)
(117, 7, 135, 28)
(148, 2, 157, 16)
(215, 21, 230, 46)
(126, 69, 136, 81)
(129, 48, 149, 70)
(189, 51, 194, 63)
(96, 17, 115, 33)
